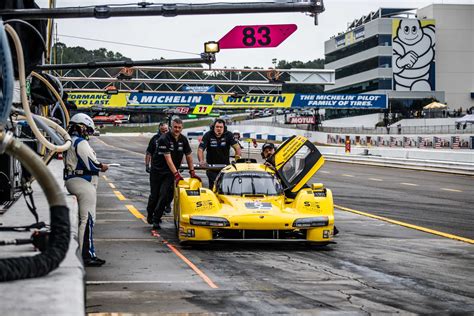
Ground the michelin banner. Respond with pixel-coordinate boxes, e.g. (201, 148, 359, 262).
(292, 94, 387, 109)
(127, 92, 213, 107)
(212, 94, 294, 108)
(68, 92, 387, 110)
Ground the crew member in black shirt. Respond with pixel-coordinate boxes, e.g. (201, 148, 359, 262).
(198, 119, 241, 189)
(145, 122, 169, 224)
(151, 117, 200, 229)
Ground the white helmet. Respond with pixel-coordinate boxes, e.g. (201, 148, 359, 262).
(70, 113, 95, 130)
(232, 129, 240, 135)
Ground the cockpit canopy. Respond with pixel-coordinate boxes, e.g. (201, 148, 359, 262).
(217, 171, 283, 196)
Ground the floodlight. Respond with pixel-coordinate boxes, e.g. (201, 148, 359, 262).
(204, 41, 220, 53)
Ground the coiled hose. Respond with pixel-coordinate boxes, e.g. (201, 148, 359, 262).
(4, 24, 71, 153)
(0, 131, 70, 282)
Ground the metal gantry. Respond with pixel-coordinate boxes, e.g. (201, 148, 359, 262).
(0, 1, 325, 25)
(55, 66, 335, 95)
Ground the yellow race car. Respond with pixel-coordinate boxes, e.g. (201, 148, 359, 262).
(173, 135, 335, 245)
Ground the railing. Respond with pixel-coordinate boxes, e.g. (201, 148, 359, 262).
(320, 125, 474, 135)
(232, 119, 474, 135)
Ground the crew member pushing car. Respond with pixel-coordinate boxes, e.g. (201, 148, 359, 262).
(145, 122, 170, 224)
(198, 119, 241, 189)
(151, 117, 200, 229)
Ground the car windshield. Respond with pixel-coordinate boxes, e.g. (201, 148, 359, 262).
(218, 171, 283, 196)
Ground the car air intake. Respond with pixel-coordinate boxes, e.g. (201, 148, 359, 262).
(212, 229, 307, 240)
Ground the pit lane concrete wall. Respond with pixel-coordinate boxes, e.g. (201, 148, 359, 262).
(0, 160, 85, 316)
(182, 125, 474, 164)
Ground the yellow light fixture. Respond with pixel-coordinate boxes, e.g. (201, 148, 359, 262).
(204, 41, 220, 54)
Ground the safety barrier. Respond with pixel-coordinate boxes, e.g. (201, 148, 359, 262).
(322, 154, 474, 176)
(235, 146, 474, 175)
(234, 120, 474, 135)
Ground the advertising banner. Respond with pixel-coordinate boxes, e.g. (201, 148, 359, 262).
(288, 116, 315, 124)
(68, 92, 129, 108)
(392, 19, 436, 91)
(293, 94, 387, 109)
(212, 93, 294, 108)
(127, 92, 213, 107)
(182, 85, 215, 93)
(68, 91, 387, 110)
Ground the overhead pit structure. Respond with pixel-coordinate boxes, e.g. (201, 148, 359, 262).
(51, 67, 335, 95)
(0, 1, 325, 24)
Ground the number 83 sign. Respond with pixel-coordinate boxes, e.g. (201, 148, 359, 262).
(218, 24, 297, 49)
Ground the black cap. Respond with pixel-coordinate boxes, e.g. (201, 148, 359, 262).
(262, 142, 275, 151)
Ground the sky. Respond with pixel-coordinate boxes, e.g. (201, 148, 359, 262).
(36, 0, 473, 68)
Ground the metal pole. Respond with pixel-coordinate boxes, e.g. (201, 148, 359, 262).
(0, 2, 324, 20)
(36, 57, 212, 70)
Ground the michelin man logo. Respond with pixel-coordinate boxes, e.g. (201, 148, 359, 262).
(211, 95, 225, 105)
(392, 19, 435, 91)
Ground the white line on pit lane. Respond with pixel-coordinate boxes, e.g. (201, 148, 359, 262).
(86, 280, 197, 285)
(400, 182, 419, 186)
(95, 219, 138, 223)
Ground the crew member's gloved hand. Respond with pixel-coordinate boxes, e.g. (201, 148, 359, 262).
(199, 160, 207, 167)
(190, 170, 202, 182)
(174, 171, 184, 186)
(146, 165, 151, 173)
(100, 163, 109, 172)
(234, 155, 241, 162)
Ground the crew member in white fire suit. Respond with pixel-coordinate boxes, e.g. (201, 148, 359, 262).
(64, 113, 109, 267)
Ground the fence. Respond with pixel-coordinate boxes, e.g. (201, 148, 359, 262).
(232, 120, 474, 135)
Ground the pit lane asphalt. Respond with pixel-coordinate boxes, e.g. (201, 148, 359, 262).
(85, 135, 474, 314)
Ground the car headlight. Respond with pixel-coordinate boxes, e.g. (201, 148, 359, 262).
(190, 216, 230, 227)
(293, 217, 329, 228)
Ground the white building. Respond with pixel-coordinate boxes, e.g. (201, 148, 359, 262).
(324, 4, 474, 112)
(417, 4, 474, 111)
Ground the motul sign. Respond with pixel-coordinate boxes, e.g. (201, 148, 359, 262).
(289, 116, 315, 124)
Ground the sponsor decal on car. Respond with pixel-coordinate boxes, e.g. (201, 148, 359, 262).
(303, 201, 321, 212)
(313, 191, 327, 197)
(245, 202, 272, 210)
(195, 200, 214, 210)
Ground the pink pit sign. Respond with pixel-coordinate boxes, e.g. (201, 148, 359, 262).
(218, 24, 297, 49)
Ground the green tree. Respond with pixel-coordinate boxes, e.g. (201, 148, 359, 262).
(273, 59, 325, 93)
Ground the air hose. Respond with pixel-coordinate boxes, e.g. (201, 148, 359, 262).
(51, 101, 66, 129)
(0, 131, 70, 282)
(0, 20, 14, 126)
(4, 24, 71, 153)
(13, 108, 70, 146)
(31, 71, 70, 127)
